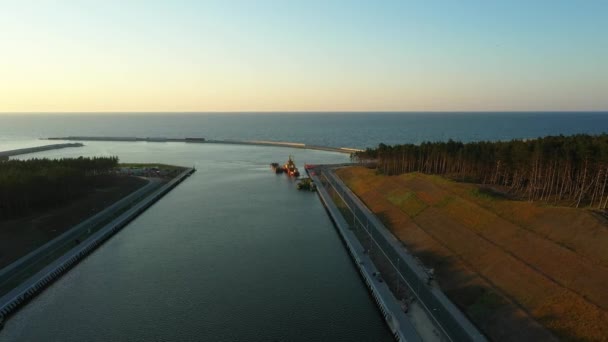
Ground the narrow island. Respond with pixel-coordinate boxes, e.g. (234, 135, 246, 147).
(333, 133, 608, 341)
(0, 155, 194, 326)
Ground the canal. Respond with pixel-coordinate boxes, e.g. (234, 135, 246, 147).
(0, 142, 393, 341)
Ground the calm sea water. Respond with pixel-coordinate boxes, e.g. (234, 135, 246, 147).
(1, 112, 607, 149)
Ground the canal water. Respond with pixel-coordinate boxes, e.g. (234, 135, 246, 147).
(0, 142, 393, 341)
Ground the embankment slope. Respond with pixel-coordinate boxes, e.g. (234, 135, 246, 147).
(336, 166, 608, 341)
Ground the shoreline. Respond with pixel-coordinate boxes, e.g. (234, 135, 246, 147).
(0, 167, 195, 328)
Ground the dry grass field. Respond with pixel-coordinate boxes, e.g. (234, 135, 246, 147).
(336, 166, 608, 341)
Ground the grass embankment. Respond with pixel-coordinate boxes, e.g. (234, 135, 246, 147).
(336, 166, 608, 342)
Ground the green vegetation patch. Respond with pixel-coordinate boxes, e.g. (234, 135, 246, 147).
(470, 187, 508, 201)
(386, 190, 427, 218)
(427, 174, 452, 185)
(386, 190, 415, 206)
(397, 172, 420, 181)
(435, 195, 456, 208)
(0, 156, 119, 218)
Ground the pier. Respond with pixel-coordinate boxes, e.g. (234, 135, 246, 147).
(0, 143, 83, 160)
(46, 136, 362, 154)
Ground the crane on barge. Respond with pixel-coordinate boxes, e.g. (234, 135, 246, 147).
(270, 155, 317, 191)
(270, 155, 300, 177)
(283, 155, 300, 177)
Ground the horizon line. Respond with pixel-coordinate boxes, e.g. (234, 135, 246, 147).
(1, 110, 607, 114)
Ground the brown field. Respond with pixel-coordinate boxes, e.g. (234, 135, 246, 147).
(336, 166, 608, 342)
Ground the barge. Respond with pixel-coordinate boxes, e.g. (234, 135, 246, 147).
(270, 155, 300, 177)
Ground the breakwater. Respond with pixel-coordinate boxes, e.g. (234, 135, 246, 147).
(0, 168, 195, 327)
(0, 143, 83, 160)
(311, 165, 486, 341)
(46, 136, 362, 154)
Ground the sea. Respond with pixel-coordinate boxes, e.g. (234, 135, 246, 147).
(0, 112, 606, 341)
(1, 112, 607, 150)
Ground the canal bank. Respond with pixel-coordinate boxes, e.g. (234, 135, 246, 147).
(310, 165, 486, 341)
(311, 170, 422, 342)
(0, 168, 195, 327)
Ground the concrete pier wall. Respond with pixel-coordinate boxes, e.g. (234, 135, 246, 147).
(0, 168, 195, 325)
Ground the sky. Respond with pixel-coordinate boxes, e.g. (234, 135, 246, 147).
(0, 1, 607, 112)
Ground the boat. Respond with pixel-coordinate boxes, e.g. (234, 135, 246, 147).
(283, 155, 300, 177)
(270, 162, 284, 174)
(270, 155, 300, 177)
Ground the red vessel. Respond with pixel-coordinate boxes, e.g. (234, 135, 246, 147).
(283, 155, 300, 177)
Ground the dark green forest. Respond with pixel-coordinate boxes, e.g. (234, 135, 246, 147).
(0, 156, 119, 218)
(354, 134, 608, 208)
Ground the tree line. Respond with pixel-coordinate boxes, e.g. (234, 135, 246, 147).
(0, 156, 119, 218)
(354, 134, 608, 208)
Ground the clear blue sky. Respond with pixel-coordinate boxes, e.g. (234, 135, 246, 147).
(1, 0, 606, 111)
